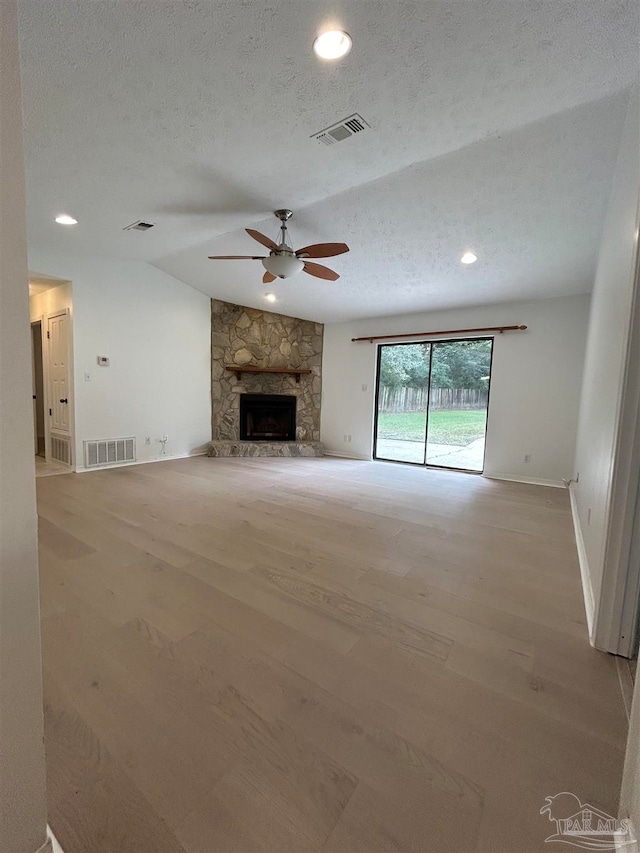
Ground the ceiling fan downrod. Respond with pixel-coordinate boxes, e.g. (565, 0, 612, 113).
(273, 209, 294, 253)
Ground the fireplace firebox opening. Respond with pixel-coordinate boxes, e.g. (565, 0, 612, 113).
(240, 394, 296, 441)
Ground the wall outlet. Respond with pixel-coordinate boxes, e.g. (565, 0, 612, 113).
(144, 436, 151, 445)
(347, 435, 352, 443)
(524, 454, 531, 463)
(361, 384, 368, 392)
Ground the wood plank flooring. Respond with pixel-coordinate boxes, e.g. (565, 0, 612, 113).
(36, 456, 627, 852)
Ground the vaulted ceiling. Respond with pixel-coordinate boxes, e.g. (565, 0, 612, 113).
(18, 1, 638, 321)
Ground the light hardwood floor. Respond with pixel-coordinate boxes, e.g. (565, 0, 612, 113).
(37, 456, 627, 852)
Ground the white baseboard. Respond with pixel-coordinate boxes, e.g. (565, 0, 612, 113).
(35, 826, 63, 853)
(615, 814, 638, 852)
(74, 449, 208, 474)
(569, 482, 595, 641)
(322, 450, 371, 461)
(483, 472, 565, 488)
(47, 826, 64, 853)
(616, 656, 635, 721)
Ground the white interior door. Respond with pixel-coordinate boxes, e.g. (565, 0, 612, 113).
(48, 312, 70, 433)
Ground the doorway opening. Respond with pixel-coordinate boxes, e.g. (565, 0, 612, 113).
(31, 321, 45, 457)
(373, 337, 494, 472)
(29, 275, 75, 476)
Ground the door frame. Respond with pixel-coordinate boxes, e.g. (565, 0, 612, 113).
(372, 335, 494, 474)
(30, 319, 45, 457)
(596, 235, 640, 656)
(46, 308, 75, 470)
(372, 339, 432, 468)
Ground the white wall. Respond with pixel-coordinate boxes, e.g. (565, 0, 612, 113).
(29, 280, 72, 322)
(28, 251, 211, 470)
(573, 88, 640, 832)
(0, 0, 49, 850)
(321, 293, 590, 486)
(571, 87, 640, 647)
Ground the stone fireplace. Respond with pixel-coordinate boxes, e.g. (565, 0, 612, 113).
(208, 299, 324, 457)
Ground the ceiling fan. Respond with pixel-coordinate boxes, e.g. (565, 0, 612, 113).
(208, 209, 349, 282)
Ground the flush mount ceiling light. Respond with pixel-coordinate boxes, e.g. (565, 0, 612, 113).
(264, 292, 277, 302)
(460, 251, 478, 265)
(55, 214, 78, 225)
(313, 30, 352, 60)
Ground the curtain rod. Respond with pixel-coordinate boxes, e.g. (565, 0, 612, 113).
(351, 324, 527, 343)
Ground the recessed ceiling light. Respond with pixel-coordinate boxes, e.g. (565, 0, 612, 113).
(313, 30, 352, 60)
(55, 214, 78, 225)
(460, 251, 477, 265)
(264, 293, 277, 302)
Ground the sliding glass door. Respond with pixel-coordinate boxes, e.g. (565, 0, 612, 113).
(374, 338, 493, 472)
(425, 339, 492, 470)
(375, 343, 431, 464)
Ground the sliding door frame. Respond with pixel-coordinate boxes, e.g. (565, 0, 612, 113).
(373, 339, 432, 467)
(373, 335, 495, 474)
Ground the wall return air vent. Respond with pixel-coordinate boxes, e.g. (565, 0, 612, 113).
(312, 113, 371, 146)
(84, 437, 136, 468)
(50, 434, 71, 466)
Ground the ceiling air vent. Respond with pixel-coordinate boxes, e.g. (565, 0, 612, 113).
(123, 220, 155, 231)
(312, 113, 371, 147)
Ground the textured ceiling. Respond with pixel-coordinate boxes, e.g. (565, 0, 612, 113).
(18, 0, 639, 321)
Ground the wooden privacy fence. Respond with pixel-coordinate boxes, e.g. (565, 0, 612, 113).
(380, 386, 488, 412)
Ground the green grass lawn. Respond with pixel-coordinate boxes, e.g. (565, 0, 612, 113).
(377, 409, 487, 446)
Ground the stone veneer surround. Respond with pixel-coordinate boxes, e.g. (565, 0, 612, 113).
(211, 299, 323, 442)
(208, 440, 324, 458)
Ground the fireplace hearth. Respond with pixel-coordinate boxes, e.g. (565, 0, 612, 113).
(240, 394, 296, 442)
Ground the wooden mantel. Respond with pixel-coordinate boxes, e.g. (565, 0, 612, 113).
(224, 364, 312, 384)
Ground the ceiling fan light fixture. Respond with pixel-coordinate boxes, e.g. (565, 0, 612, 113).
(262, 255, 305, 279)
(313, 30, 352, 60)
(209, 210, 347, 282)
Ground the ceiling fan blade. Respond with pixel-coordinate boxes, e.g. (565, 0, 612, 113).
(296, 242, 349, 259)
(246, 228, 278, 251)
(263, 271, 276, 284)
(208, 255, 266, 260)
(303, 261, 340, 281)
